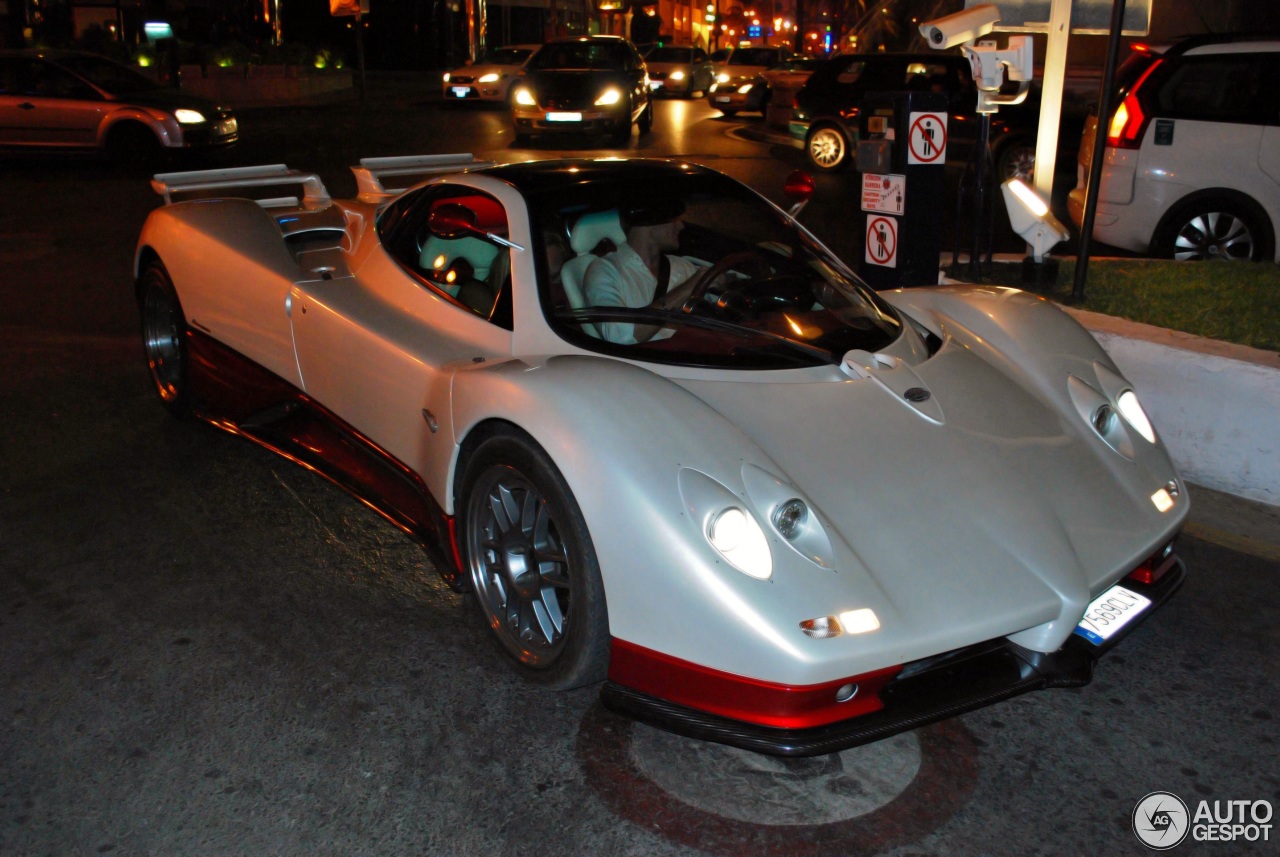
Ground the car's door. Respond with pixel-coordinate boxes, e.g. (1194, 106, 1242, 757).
(289, 185, 514, 485)
(0, 58, 105, 147)
(693, 48, 711, 91)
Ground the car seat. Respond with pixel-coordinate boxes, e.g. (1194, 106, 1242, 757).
(419, 234, 503, 316)
(558, 209, 626, 339)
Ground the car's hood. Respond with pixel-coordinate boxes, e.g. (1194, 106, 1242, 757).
(724, 64, 771, 77)
(113, 87, 226, 113)
(526, 70, 630, 105)
(450, 62, 516, 78)
(671, 344, 1184, 653)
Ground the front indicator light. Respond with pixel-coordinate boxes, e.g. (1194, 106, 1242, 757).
(799, 616, 840, 639)
(1118, 390, 1156, 443)
(708, 507, 772, 579)
(595, 88, 622, 106)
(514, 88, 536, 106)
(800, 608, 881, 638)
(174, 109, 206, 124)
(1151, 487, 1174, 513)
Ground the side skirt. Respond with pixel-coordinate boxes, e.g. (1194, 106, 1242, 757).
(185, 329, 465, 589)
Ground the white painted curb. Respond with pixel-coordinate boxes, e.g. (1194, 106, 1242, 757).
(1061, 307, 1280, 509)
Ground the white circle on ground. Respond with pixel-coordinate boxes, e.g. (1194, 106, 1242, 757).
(629, 725, 922, 825)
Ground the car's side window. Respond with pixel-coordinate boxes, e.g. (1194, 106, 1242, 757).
(1154, 55, 1271, 124)
(15, 60, 96, 100)
(380, 186, 514, 329)
(694, 49, 708, 63)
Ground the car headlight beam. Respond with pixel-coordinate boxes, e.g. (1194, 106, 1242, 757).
(670, 70, 686, 80)
(737, 83, 753, 94)
(174, 109, 206, 124)
(708, 507, 772, 579)
(513, 88, 536, 106)
(478, 72, 499, 83)
(1117, 390, 1156, 443)
(595, 87, 622, 106)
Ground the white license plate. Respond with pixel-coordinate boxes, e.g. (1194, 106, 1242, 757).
(650, 81, 664, 89)
(546, 111, 582, 122)
(714, 96, 731, 103)
(1073, 585, 1151, 645)
(452, 87, 470, 97)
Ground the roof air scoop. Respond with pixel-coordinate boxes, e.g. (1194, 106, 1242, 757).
(840, 349, 944, 425)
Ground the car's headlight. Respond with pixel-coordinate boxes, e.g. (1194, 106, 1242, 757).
(737, 83, 753, 94)
(595, 87, 622, 106)
(1117, 390, 1156, 443)
(717, 72, 730, 83)
(478, 72, 499, 83)
(513, 88, 536, 106)
(708, 507, 772, 580)
(670, 70, 685, 80)
(443, 72, 451, 83)
(174, 109, 206, 124)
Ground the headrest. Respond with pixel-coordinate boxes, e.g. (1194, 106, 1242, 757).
(420, 235, 502, 282)
(569, 209, 626, 255)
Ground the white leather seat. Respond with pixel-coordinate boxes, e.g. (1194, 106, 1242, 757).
(559, 209, 625, 339)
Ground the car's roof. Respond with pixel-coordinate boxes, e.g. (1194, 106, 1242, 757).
(1154, 33, 1280, 57)
(544, 35, 627, 44)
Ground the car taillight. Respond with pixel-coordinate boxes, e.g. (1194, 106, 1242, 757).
(1127, 539, 1177, 586)
(1106, 58, 1162, 150)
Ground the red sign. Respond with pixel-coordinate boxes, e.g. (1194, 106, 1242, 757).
(865, 215, 898, 268)
(907, 112, 947, 165)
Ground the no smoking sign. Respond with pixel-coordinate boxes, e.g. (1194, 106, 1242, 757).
(865, 215, 898, 268)
(907, 111, 947, 165)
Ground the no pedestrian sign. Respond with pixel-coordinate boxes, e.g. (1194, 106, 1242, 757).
(861, 173, 905, 215)
(865, 215, 898, 268)
(907, 112, 947, 165)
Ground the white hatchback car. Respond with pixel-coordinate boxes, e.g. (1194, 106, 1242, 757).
(442, 45, 540, 103)
(1069, 36, 1280, 261)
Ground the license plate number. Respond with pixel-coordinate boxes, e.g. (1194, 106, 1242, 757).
(452, 87, 470, 97)
(546, 111, 582, 122)
(1073, 585, 1151, 645)
(714, 96, 731, 103)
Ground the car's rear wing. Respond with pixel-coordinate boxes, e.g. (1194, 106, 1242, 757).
(350, 153, 494, 203)
(151, 164, 333, 209)
(150, 153, 492, 209)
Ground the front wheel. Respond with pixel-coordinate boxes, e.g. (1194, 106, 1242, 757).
(1151, 195, 1274, 261)
(806, 124, 850, 172)
(996, 139, 1036, 183)
(460, 430, 610, 689)
(637, 99, 653, 134)
(138, 261, 191, 418)
(610, 101, 633, 145)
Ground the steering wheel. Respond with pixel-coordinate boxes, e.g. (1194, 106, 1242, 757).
(684, 251, 774, 310)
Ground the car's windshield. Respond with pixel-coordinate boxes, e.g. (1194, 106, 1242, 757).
(526, 168, 903, 370)
(484, 47, 532, 66)
(57, 54, 163, 95)
(728, 49, 780, 67)
(647, 47, 692, 63)
(529, 42, 631, 70)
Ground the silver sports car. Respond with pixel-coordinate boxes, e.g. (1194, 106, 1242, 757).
(135, 154, 1188, 756)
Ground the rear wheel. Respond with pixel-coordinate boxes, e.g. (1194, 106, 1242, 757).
(460, 429, 610, 689)
(138, 261, 191, 418)
(806, 124, 850, 172)
(1151, 194, 1274, 262)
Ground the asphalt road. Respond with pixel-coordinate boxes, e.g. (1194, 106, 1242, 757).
(1, 80, 1276, 856)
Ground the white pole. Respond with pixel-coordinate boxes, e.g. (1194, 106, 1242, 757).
(1033, 0, 1073, 202)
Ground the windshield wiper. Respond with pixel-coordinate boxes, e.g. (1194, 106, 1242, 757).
(553, 306, 840, 364)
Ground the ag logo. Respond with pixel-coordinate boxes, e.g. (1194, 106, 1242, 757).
(1133, 791, 1190, 849)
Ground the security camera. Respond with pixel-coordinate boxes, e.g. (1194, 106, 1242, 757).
(919, 3, 1002, 50)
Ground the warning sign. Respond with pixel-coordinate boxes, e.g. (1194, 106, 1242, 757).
(907, 112, 947, 165)
(861, 173, 906, 215)
(865, 215, 898, 268)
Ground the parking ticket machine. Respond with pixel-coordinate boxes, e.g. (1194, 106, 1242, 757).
(854, 91, 948, 289)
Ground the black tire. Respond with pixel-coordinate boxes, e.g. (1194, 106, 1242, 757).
(513, 130, 532, 147)
(106, 122, 166, 172)
(638, 98, 653, 135)
(138, 260, 192, 419)
(1151, 193, 1275, 262)
(720, 108, 738, 117)
(459, 429, 610, 689)
(609, 102, 633, 145)
(805, 123, 850, 172)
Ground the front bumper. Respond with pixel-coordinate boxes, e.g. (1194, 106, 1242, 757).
(512, 106, 625, 135)
(707, 83, 759, 112)
(444, 84, 503, 101)
(602, 555, 1186, 756)
(180, 115, 239, 149)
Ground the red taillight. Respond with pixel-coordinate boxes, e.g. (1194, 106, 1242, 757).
(1106, 58, 1162, 150)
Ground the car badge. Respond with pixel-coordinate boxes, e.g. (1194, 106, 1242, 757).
(904, 387, 931, 402)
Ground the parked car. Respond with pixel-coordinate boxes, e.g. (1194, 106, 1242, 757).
(134, 153, 1187, 756)
(1068, 35, 1280, 261)
(707, 45, 790, 116)
(0, 49, 237, 166)
(789, 52, 1047, 176)
(442, 44, 540, 103)
(509, 36, 652, 146)
(644, 44, 714, 97)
